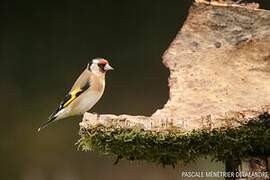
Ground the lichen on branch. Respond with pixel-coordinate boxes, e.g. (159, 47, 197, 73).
(78, 113, 270, 166)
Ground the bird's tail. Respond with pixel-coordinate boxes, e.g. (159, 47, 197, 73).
(37, 113, 58, 132)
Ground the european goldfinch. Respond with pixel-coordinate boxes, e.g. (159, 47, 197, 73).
(38, 58, 113, 131)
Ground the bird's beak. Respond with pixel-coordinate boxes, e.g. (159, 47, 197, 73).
(104, 64, 114, 71)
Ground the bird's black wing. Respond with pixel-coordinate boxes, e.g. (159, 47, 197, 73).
(54, 80, 91, 114)
(37, 80, 91, 132)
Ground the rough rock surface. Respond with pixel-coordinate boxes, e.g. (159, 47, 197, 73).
(81, 2, 270, 132)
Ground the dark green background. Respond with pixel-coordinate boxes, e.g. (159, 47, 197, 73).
(1, 0, 270, 179)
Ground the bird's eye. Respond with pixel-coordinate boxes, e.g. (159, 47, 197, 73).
(98, 63, 106, 71)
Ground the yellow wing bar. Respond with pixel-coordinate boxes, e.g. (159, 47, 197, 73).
(63, 88, 82, 108)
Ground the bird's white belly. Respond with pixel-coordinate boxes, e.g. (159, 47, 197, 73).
(70, 90, 103, 115)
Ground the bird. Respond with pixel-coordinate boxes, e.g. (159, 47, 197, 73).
(38, 58, 113, 132)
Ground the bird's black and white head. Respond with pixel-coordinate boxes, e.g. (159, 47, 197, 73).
(88, 58, 114, 74)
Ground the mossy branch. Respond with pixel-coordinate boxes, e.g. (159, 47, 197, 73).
(78, 113, 270, 166)
(78, 1, 270, 169)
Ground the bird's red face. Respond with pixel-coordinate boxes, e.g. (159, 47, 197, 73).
(89, 58, 114, 73)
(98, 59, 108, 65)
(97, 59, 114, 72)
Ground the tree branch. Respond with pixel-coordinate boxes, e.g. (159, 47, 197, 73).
(78, 1, 270, 167)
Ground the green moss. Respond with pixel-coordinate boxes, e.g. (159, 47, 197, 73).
(77, 113, 270, 167)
